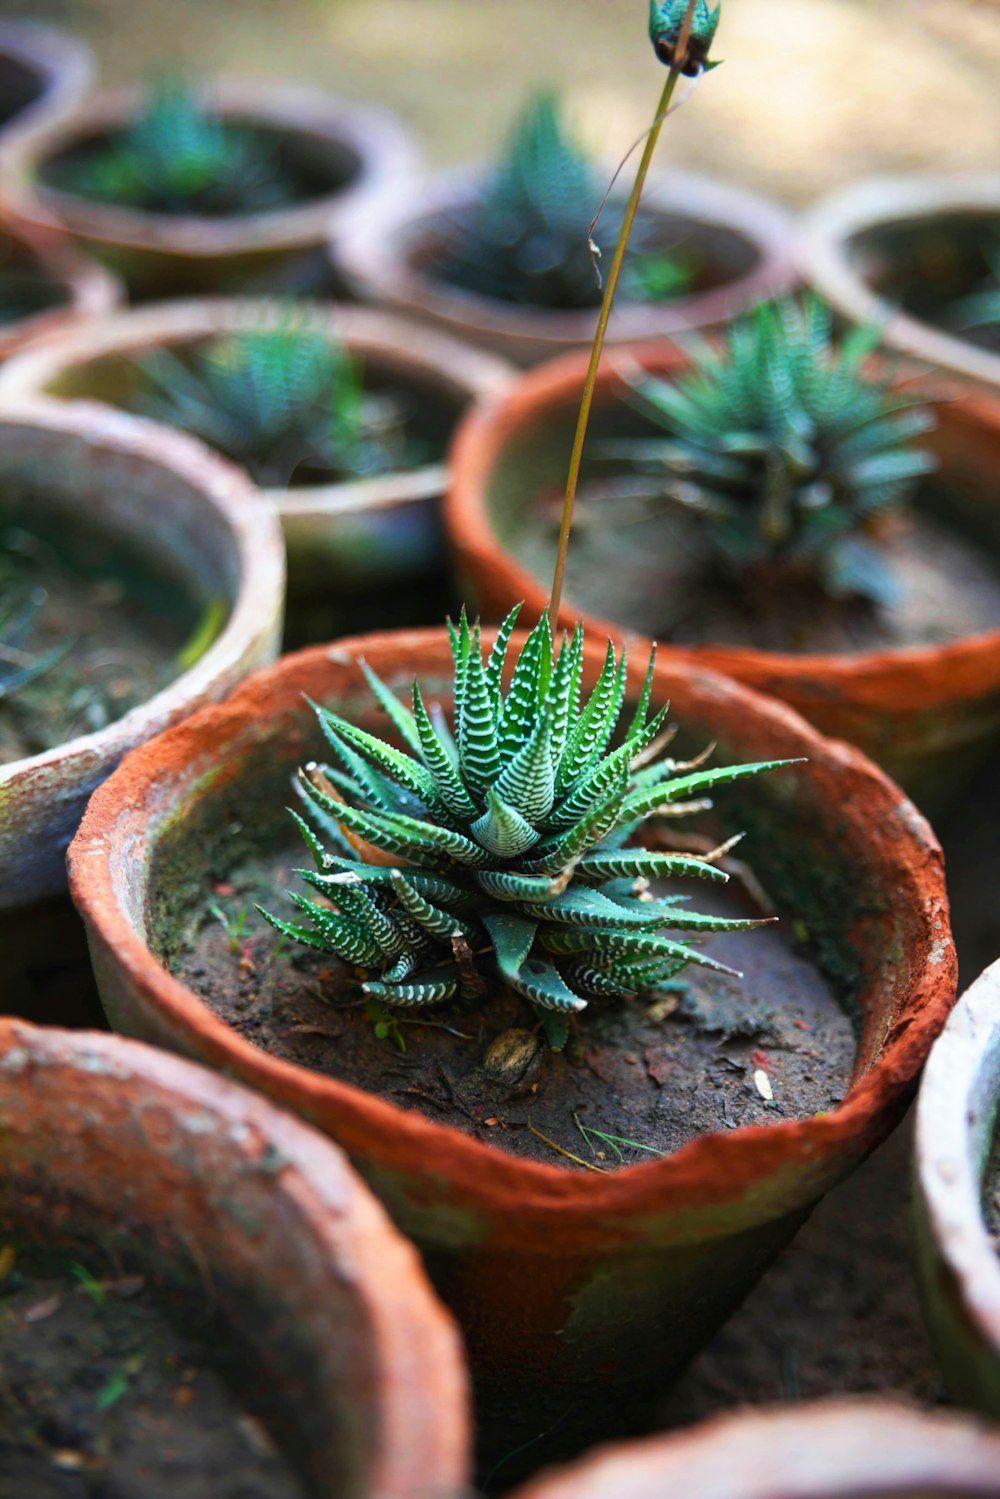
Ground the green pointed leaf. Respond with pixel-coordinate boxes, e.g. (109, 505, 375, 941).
(471, 788, 540, 858)
(359, 658, 422, 754)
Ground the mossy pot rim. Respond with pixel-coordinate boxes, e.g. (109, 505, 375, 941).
(0, 294, 515, 521)
(915, 958, 1000, 1377)
(0, 79, 418, 259)
(444, 342, 1000, 700)
(68, 626, 956, 1228)
(798, 171, 1000, 391)
(508, 1399, 1000, 1499)
(0, 1016, 471, 1499)
(332, 165, 795, 361)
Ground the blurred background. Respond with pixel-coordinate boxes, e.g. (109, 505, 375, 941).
(1, 0, 998, 203)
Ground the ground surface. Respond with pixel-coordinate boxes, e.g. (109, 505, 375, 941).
(14, 0, 1000, 207)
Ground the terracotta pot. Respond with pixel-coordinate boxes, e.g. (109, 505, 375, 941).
(0, 1017, 470, 1498)
(0, 81, 418, 300)
(0, 399, 285, 910)
(331, 168, 794, 366)
(0, 21, 91, 149)
(444, 344, 1000, 803)
(68, 627, 955, 1473)
(0, 297, 513, 593)
(509, 1401, 1000, 1499)
(799, 173, 1000, 390)
(914, 957, 1000, 1415)
(0, 218, 120, 361)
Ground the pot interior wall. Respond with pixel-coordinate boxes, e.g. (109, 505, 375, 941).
(0, 420, 239, 618)
(850, 211, 1000, 354)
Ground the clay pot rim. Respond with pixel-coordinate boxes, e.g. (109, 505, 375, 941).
(444, 340, 1000, 693)
(0, 1016, 471, 1498)
(0, 295, 515, 519)
(798, 172, 1000, 390)
(0, 219, 121, 358)
(69, 625, 955, 1217)
(0, 19, 92, 143)
(0, 80, 417, 258)
(0, 395, 285, 782)
(508, 1399, 1000, 1499)
(916, 959, 1000, 1351)
(333, 165, 795, 349)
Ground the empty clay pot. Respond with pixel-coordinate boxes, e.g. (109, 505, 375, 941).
(914, 956, 1000, 1416)
(0, 219, 120, 361)
(0, 399, 285, 909)
(799, 173, 1000, 390)
(0, 1017, 470, 1499)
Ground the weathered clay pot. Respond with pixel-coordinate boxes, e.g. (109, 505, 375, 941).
(0, 399, 284, 910)
(0, 1017, 470, 1499)
(68, 627, 955, 1473)
(0, 21, 91, 149)
(914, 957, 1000, 1416)
(799, 174, 1000, 390)
(332, 168, 794, 365)
(0, 219, 120, 361)
(444, 344, 1000, 802)
(0, 297, 513, 592)
(509, 1401, 1000, 1499)
(0, 81, 418, 300)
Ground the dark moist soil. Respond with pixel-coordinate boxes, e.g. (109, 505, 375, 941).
(0, 509, 200, 766)
(511, 480, 1000, 655)
(0, 1246, 306, 1499)
(165, 849, 856, 1171)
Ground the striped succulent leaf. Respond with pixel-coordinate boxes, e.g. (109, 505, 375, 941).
(437, 90, 697, 312)
(607, 297, 938, 606)
(260, 614, 796, 1048)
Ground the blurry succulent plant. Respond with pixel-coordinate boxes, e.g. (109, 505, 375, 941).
(134, 321, 416, 488)
(260, 609, 789, 1050)
(605, 297, 938, 606)
(65, 77, 292, 216)
(438, 90, 696, 311)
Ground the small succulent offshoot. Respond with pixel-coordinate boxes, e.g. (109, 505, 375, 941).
(438, 90, 696, 312)
(63, 77, 292, 216)
(260, 610, 794, 1051)
(134, 322, 415, 489)
(603, 298, 938, 606)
